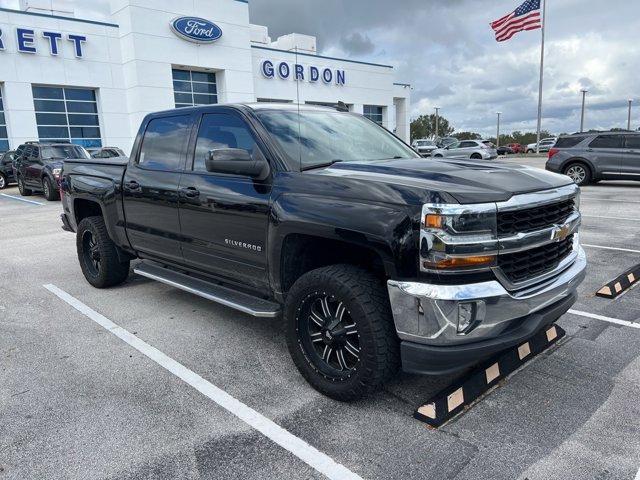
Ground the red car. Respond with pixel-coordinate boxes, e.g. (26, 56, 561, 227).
(507, 143, 524, 154)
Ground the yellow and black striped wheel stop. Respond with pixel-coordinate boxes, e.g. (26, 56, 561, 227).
(596, 264, 640, 299)
(414, 324, 566, 428)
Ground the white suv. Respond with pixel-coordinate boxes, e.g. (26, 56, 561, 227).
(526, 137, 557, 153)
(432, 140, 498, 160)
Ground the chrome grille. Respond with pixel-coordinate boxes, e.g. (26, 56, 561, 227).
(498, 235, 574, 284)
(497, 198, 575, 236)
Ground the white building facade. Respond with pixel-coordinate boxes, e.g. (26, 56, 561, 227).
(0, 0, 411, 154)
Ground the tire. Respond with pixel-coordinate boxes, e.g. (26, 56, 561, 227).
(284, 264, 399, 401)
(17, 177, 32, 196)
(526, 149, 534, 154)
(77, 216, 130, 288)
(434, 154, 443, 158)
(471, 153, 482, 160)
(563, 162, 591, 186)
(43, 176, 59, 201)
(0, 174, 6, 190)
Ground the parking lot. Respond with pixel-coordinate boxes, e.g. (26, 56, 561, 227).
(1, 156, 639, 480)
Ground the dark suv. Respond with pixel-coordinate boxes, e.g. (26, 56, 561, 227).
(546, 132, 640, 186)
(14, 142, 90, 200)
(0, 150, 16, 189)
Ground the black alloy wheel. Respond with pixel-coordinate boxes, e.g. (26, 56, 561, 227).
(81, 229, 101, 276)
(298, 293, 361, 379)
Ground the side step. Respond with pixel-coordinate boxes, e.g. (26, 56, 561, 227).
(133, 262, 281, 318)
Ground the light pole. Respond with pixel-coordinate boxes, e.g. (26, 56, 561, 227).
(496, 112, 501, 148)
(434, 107, 440, 139)
(628, 99, 633, 131)
(580, 89, 588, 132)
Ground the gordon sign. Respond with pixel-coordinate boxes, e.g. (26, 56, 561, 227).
(261, 60, 346, 86)
(170, 17, 222, 44)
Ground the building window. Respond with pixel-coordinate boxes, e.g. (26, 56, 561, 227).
(0, 87, 8, 152)
(363, 105, 384, 125)
(32, 86, 102, 148)
(172, 69, 218, 108)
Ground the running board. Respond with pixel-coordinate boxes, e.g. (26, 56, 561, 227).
(133, 262, 281, 318)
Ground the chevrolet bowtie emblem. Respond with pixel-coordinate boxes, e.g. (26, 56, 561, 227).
(551, 224, 571, 242)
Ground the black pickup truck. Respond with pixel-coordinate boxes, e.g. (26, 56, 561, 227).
(61, 104, 586, 400)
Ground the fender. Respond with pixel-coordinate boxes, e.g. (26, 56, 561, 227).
(66, 164, 129, 250)
(268, 192, 419, 295)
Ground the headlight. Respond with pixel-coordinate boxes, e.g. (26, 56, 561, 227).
(420, 203, 498, 272)
(52, 168, 62, 177)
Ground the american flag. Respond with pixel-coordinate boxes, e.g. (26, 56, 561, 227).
(491, 0, 543, 42)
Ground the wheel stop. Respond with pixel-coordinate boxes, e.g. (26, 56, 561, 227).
(596, 264, 640, 299)
(414, 324, 566, 428)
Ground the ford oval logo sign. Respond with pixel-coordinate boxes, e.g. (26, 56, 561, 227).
(170, 17, 222, 44)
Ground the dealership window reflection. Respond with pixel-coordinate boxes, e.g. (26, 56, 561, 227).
(0, 88, 8, 152)
(172, 69, 218, 108)
(32, 86, 102, 148)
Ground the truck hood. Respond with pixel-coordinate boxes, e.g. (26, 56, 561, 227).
(313, 157, 573, 204)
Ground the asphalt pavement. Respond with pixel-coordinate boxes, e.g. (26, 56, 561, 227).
(1, 158, 639, 480)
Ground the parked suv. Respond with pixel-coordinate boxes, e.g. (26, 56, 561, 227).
(432, 140, 498, 160)
(14, 142, 90, 200)
(0, 150, 16, 189)
(411, 139, 438, 157)
(527, 137, 557, 153)
(61, 104, 585, 400)
(546, 132, 640, 186)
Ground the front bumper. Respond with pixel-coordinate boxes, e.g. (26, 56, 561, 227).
(387, 246, 586, 374)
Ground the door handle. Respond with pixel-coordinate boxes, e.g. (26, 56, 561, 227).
(180, 187, 200, 198)
(125, 180, 141, 191)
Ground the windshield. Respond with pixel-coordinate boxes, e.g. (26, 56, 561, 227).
(41, 145, 90, 160)
(256, 110, 418, 170)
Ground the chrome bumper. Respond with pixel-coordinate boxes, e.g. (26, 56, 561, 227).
(387, 246, 586, 346)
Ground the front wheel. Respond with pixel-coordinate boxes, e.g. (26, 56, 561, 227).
(0, 174, 6, 189)
(285, 265, 399, 401)
(77, 216, 130, 288)
(43, 177, 59, 201)
(18, 177, 32, 196)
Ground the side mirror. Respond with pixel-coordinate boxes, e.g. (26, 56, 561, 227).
(205, 148, 269, 180)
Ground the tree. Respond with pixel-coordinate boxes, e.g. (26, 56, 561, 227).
(453, 131, 482, 140)
(410, 114, 454, 141)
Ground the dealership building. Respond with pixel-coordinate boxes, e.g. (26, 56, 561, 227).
(0, 0, 411, 154)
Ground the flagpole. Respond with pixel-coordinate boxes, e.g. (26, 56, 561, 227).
(535, 0, 546, 154)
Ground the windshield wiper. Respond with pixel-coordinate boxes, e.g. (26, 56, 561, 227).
(301, 159, 344, 171)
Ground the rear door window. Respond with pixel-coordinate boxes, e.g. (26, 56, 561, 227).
(589, 135, 624, 149)
(624, 135, 640, 149)
(138, 115, 192, 171)
(554, 137, 585, 148)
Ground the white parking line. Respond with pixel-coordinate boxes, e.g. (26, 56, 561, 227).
(43, 284, 363, 480)
(582, 244, 640, 254)
(581, 215, 637, 222)
(568, 309, 640, 330)
(0, 193, 44, 205)
(580, 196, 640, 204)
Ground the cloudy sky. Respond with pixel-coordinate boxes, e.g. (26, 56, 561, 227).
(3, 0, 638, 136)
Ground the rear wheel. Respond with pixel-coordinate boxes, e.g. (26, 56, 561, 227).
(434, 154, 443, 158)
(0, 174, 6, 190)
(17, 177, 32, 196)
(564, 162, 591, 186)
(77, 216, 130, 288)
(471, 153, 482, 159)
(43, 177, 59, 201)
(285, 264, 399, 401)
